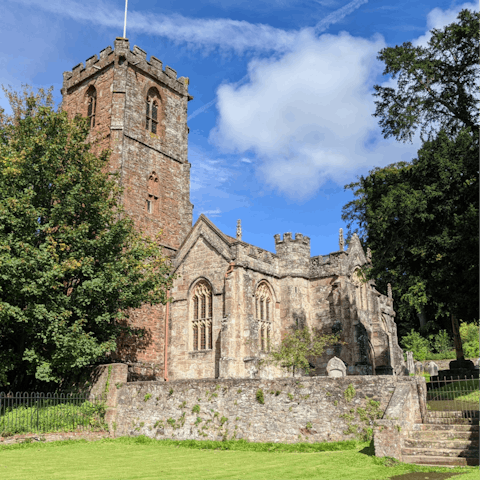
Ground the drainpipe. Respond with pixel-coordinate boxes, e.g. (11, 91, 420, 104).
(164, 289, 170, 381)
(225, 261, 234, 278)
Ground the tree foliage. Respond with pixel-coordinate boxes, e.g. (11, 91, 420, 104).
(343, 10, 479, 335)
(372, 9, 479, 143)
(0, 86, 173, 389)
(343, 128, 478, 333)
(263, 326, 341, 376)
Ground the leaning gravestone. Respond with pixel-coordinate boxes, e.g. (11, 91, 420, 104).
(415, 362, 424, 375)
(406, 351, 415, 375)
(327, 356, 346, 377)
(425, 361, 438, 377)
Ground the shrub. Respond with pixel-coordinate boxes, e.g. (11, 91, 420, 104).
(460, 321, 479, 358)
(256, 389, 265, 405)
(428, 329, 452, 354)
(400, 329, 430, 361)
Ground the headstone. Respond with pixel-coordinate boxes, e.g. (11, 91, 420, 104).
(415, 362, 424, 375)
(327, 356, 346, 378)
(475, 358, 480, 369)
(406, 351, 415, 375)
(425, 361, 438, 377)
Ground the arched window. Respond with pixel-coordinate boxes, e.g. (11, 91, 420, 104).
(191, 281, 213, 351)
(255, 282, 273, 352)
(146, 88, 160, 134)
(86, 86, 97, 128)
(146, 172, 160, 214)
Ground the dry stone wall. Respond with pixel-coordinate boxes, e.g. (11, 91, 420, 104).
(114, 376, 421, 444)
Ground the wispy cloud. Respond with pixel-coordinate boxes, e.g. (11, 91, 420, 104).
(187, 99, 216, 121)
(314, 0, 368, 34)
(14, 0, 368, 54)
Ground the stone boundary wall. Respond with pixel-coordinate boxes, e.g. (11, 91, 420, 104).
(112, 374, 425, 446)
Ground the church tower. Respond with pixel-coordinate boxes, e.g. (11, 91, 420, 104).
(61, 38, 193, 254)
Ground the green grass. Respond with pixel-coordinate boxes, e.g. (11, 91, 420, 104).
(0, 436, 478, 480)
(0, 401, 106, 436)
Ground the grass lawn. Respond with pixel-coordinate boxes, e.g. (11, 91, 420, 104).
(427, 379, 480, 412)
(0, 436, 478, 480)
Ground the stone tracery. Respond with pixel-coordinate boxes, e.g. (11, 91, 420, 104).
(255, 282, 272, 352)
(191, 280, 213, 351)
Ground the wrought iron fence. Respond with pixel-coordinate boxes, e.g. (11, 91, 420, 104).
(0, 392, 106, 436)
(426, 376, 479, 424)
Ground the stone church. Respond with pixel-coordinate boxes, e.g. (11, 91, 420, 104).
(61, 38, 406, 381)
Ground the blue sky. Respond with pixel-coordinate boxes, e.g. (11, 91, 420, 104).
(0, 0, 476, 256)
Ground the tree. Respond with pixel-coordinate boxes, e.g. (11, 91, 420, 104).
(0, 86, 174, 389)
(262, 326, 341, 376)
(343, 127, 478, 335)
(343, 10, 479, 337)
(372, 9, 479, 143)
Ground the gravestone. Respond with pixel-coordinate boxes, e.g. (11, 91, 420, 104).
(406, 351, 415, 375)
(425, 361, 438, 377)
(476, 358, 480, 369)
(415, 362, 424, 375)
(327, 356, 346, 378)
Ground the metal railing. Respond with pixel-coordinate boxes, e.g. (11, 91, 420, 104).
(0, 392, 106, 436)
(426, 376, 479, 424)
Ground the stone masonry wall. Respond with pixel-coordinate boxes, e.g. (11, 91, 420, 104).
(114, 376, 421, 444)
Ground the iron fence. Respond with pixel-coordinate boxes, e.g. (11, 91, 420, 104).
(0, 392, 106, 436)
(426, 376, 479, 424)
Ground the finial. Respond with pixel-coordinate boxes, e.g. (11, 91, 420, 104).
(236, 219, 242, 241)
(387, 283, 392, 299)
(339, 228, 344, 252)
(366, 247, 372, 262)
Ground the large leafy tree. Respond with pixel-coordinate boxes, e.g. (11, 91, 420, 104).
(343, 128, 478, 334)
(0, 86, 173, 389)
(342, 9, 479, 335)
(373, 9, 479, 143)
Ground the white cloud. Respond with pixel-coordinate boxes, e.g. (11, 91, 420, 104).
(209, 30, 421, 200)
(14, 0, 367, 55)
(413, 2, 478, 47)
(209, 4, 479, 200)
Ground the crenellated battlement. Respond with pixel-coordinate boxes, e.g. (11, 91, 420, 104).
(274, 232, 310, 246)
(62, 38, 191, 99)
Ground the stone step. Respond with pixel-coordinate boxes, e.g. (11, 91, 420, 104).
(427, 410, 479, 418)
(404, 438, 479, 450)
(402, 454, 479, 467)
(425, 418, 479, 425)
(410, 430, 479, 441)
(402, 446, 479, 458)
(413, 423, 479, 432)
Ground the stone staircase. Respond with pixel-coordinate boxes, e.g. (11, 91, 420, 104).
(402, 411, 479, 467)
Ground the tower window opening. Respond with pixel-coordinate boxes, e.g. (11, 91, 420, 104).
(86, 86, 97, 128)
(146, 199, 152, 213)
(146, 89, 161, 134)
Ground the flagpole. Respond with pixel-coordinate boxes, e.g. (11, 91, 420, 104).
(123, 0, 128, 38)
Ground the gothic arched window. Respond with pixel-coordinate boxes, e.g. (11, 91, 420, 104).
(146, 88, 160, 134)
(86, 86, 97, 128)
(191, 280, 213, 351)
(255, 282, 273, 352)
(146, 171, 160, 214)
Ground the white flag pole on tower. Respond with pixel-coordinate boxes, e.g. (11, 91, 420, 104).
(123, 0, 128, 38)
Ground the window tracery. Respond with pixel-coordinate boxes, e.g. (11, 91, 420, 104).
(255, 282, 273, 352)
(146, 171, 160, 214)
(86, 86, 97, 128)
(191, 280, 213, 351)
(145, 88, 160, 134)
